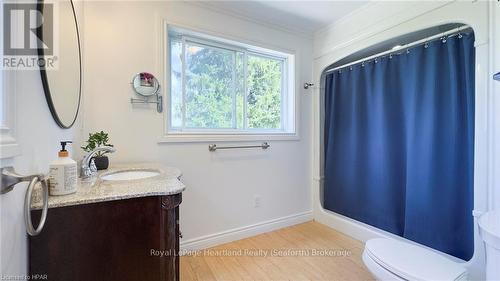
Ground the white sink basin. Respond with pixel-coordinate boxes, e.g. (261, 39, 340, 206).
(101, 170, 160, 181)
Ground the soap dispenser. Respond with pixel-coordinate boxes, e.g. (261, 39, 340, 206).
(49, 141, 77, 195)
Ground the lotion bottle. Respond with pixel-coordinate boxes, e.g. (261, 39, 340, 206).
(49, 141, 77, 195)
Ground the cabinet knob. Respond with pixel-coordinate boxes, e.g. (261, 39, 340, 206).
(179, 231, 183, 238)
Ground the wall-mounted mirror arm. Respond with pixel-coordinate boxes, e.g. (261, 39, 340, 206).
(130, 94, 163, 113)
(130, 72, 163, 113)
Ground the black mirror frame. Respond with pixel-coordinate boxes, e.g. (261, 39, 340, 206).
(37, 0, 82, 129)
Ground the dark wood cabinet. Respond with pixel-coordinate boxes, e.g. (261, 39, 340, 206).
(29, 194, 182, 281)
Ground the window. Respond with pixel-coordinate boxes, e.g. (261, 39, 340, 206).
(167, 27, 296, 140)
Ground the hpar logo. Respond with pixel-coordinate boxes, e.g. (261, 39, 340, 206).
(2, 1, 58, 70)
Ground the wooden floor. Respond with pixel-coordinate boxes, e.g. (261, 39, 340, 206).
(180, 221, 374, 281)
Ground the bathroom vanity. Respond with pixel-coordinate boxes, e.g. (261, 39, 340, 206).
(28, 164, 185, 281)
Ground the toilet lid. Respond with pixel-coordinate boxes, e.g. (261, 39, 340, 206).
(365, 238, 467, 281)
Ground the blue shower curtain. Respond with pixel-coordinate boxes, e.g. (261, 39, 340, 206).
(323, 33, 475, 260)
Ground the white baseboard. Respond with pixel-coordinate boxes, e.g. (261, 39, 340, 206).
(180, 211, 313, 251)
(314, 205, 388, 243)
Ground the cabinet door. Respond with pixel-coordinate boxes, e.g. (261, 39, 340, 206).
(30, 197, 165, 281)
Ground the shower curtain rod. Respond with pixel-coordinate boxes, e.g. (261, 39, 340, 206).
(325, 26, 471, 73)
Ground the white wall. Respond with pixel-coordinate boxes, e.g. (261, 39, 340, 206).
(0, 1, 83, 276)
(312, 1, 493, 279)
(0, 72, 82, 277)
(81, 1, 313, 247)
(0, 66, 82, 277)
(491, 1, 500, 210)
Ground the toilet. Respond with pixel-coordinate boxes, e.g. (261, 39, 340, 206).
(363, 238, 468, 281)
(478, 210, 500, 280)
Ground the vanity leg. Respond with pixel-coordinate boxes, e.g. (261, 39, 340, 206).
(160, 194, 182, 281)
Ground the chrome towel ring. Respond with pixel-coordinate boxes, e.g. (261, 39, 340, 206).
(24, 176, 49, 236)
(1, 167, 49, 236)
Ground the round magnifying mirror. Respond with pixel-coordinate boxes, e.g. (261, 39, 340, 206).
(132, 72, 159, 97)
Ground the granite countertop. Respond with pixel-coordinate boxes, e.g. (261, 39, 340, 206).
(31, 163, 186, 210)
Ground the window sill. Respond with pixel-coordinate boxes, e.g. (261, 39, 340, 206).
(158, 132, 299, 143)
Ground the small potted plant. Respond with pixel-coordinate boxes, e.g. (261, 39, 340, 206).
(81, 131, 114, 170)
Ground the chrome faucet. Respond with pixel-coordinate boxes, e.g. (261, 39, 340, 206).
(80, 146, 116, 179)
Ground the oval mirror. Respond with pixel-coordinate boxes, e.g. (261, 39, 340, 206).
(132, 72, 160, 97)
(38, 0, 82, 129)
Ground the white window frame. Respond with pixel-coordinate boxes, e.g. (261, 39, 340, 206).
(160, 23, 298, 143)
(0, 71, 20, 159)
(0, 2, 20, 159)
